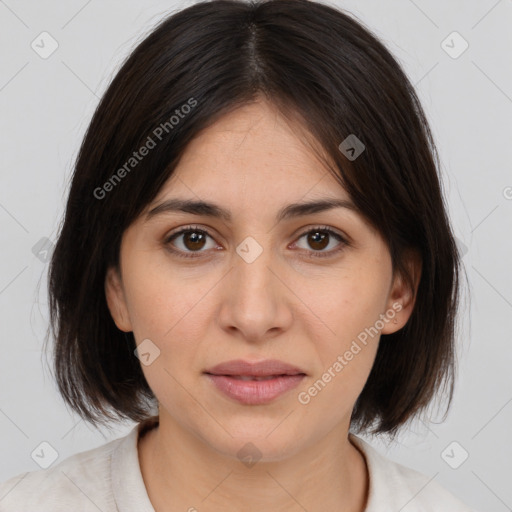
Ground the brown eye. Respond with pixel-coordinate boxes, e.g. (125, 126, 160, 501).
(294, 226, 348, 258)
(306, 230, 330, 251)
(165, 225, 348, 260)
(180, 231, 207, 251)
(165, 227, 217, 258)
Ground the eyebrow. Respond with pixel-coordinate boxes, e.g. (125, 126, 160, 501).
(145, 197, 358, 223)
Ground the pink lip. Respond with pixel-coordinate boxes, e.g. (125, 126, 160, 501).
(205, 358, 306, 377)
(205, 374, 305, 405)
(204, 359, 307, 405)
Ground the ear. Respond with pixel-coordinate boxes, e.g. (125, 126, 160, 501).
(381, 249, 422, 335)
(104, 265, 133, 332)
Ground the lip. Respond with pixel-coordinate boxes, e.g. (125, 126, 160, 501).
(204, 359, 307, 405)
(205, 374, 306, 405)
(204, 359, 306, 377)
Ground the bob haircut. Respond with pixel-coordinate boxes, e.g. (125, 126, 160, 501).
(45, 0, 462, 438)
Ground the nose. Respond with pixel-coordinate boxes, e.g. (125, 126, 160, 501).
(216, 236, 293, 344)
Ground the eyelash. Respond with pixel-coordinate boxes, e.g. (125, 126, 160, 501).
(164, 224, 349, 260)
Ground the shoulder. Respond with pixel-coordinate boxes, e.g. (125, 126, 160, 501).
(0, 432, 127, 512)
(349, 434, 478, 512)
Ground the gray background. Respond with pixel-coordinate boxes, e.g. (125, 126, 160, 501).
(1, 1, 511, 510)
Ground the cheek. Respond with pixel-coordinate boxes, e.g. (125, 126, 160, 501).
(314, 264, 389, 342)
(302, 262, 389, 406)
(122, 260, 221, 381)
(297, 278, 384, 418)
(122, 256, 205, 337)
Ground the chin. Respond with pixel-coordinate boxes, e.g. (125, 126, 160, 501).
(197, 419, 307, 464)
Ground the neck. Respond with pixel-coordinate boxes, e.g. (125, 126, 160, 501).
(138, 414, 369, 512)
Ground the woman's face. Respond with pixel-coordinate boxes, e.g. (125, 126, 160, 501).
(105, 99, 417, 461)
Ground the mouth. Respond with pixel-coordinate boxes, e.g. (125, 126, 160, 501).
(204, 374, 306, 405)
(203, 359, 307, 405)
(204, 358, 307, 378)
(213, 374, 299, 381)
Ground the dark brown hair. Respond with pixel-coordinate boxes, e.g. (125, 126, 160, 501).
(45, 0, 463, 438)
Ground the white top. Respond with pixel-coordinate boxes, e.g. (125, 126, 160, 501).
(0, 418, 476, 511)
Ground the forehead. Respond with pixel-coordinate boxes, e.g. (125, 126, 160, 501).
(152, 99, 349, 206)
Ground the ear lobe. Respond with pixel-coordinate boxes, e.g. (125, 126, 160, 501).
(104, 265, 133, 332)
(381, 249, 422, 335)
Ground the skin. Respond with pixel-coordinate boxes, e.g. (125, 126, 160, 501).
(105, 98, 420, 512)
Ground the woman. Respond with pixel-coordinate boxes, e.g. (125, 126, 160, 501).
(0, 0, 476, 510)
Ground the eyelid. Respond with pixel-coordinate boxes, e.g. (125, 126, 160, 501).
(290, 225, 349, 259)
(164, 224, 221, 247)
(163, 224, 220, 258)
(164, 224, 349, 259)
